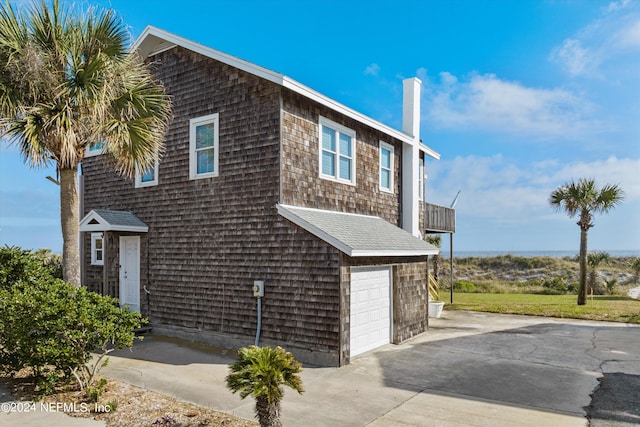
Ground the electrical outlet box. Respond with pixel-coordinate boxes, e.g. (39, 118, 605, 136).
(253, 280, 264, 298)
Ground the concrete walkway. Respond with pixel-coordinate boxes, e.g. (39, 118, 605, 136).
(2, 311, 638, 426)
(97, 311, 640, 426)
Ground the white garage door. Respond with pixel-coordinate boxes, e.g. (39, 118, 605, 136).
(350, 267, 391, 357)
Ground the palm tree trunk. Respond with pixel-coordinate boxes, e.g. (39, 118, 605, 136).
(60, 167, 81, 287)
(255, 395, 281, 427)
(578, 227, 588, 305)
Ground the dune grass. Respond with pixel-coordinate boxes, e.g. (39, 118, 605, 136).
(447, 293, 640, 324)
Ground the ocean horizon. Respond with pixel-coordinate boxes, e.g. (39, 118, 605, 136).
(445, 250, 640, 258)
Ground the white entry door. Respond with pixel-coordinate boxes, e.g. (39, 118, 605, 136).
(350, 267, 392, 357)
(119, 236, 140, 313)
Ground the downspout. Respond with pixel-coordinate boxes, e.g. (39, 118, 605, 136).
(426, 255, 430, 330)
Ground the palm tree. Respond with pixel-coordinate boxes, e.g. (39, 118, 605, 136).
(587, 251, 610, 295)
(426, 235, 442, 284)
(549, 179, 624, 305)
(226, 346, 304, 427)
(0, 0, 171, 287)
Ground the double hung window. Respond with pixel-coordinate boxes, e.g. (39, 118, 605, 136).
(135, 158, 159, 188)
(319, 117, 355, 185)
(189, 113, 219, 180)
(91, 233, 104, 266)
(379, 142, 394, 192)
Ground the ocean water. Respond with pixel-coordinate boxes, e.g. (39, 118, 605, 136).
(444, 250, 640, 259)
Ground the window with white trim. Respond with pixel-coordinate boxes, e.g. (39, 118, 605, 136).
(189, 113, 219, 180)
(85, 140, 105, 157)
(379, 141, 394, 192)
(91, 233, 104, 266)
(319, 116, 356, 185)
(135, 158, 159, 188)
(419, 156, 425, 201)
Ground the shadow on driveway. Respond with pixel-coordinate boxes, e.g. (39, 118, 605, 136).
(103, 312, 640, 426)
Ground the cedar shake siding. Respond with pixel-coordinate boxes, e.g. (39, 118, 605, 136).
(281, 89, 402, 224)
(81, 32, 439, 366)
(82, 46, 343, 364)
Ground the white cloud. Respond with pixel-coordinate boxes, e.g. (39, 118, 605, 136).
(364, 63, 380, 76)
(549, 39, 598, 77)
(615, 19, 640, 49)
(426, 155, 640, 223)
(606, 0, 631, 14)
(423, 72, 602, 139)
(550, 1, 640, 77)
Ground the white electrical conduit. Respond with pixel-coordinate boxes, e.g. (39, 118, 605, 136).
(255, 297, 262, 346)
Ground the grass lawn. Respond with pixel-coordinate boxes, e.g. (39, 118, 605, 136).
(446, 293, 640, 324)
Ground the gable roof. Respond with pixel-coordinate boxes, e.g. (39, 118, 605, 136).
(277, 204, 439, 257)
(132, 26, 440, 160)
(79, 209, 148, 233)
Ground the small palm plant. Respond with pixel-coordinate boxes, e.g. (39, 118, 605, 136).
(226, 346, 303, 427)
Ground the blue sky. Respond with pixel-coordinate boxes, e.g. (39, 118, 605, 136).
(1, 0, 639, 253)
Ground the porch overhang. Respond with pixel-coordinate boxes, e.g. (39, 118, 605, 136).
(277, 204, 439, 257)
(79, 209, 148, 233)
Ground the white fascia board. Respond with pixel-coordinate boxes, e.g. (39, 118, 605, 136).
(350, 249, 439, 257)
(79, 211, 148, 233)
(278, 203, 377, 220)
(80, 223, 148, 233)
(419, 143, 440, 160)
(277, 204, 355, 256)
(132, 26, 285, 85)
(133, 27, 441, 160)
(283, 77, 440, 153)
(79, 211, 105, 231)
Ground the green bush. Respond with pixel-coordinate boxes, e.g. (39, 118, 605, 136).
(538, 277, 577, 295)
(454, 280, 477, 292)
(0, 256, 145, 395)
(0, 245, 58, 288)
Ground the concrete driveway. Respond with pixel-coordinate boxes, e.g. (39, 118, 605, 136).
(102, 311, 640, 426)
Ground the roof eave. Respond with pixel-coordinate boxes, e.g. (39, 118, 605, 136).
(132, 26, 285, 85)
(80, 224, 149, 233)
(132, 26, 441, 158)
(350, 249, 439, 257)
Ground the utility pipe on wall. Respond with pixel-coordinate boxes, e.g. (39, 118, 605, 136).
(253, 280, 264, 346)
(255, 297, 262, 346)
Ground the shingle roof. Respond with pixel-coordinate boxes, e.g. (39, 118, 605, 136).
(277, 204, 439, 257)
(79, 209, 148, 233)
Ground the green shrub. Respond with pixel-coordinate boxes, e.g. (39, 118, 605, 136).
(0, 274, 145, 394)
(0, 245, 58, 288)
(33, 248, 63, 279)
(531, 276, 577, 295)
(87, 378, 108, 403)
(105, 399, 118, 412)
(454, 280, 477, 292)
(605, 278, 619, 295)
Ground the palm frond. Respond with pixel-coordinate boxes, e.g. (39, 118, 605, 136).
(226, 345, 304, 405)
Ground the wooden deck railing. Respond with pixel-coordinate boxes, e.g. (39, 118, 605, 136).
(424, 203, 456, 233)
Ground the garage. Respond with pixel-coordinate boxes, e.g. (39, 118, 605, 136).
(350, 267, 392, 357)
